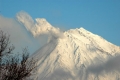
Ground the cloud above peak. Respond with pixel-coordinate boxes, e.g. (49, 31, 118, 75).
(16, 11, 64, 41)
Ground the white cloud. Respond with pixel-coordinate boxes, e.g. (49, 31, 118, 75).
(16, 11, 64, 43)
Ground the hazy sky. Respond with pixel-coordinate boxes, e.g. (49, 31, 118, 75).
(0, 0, 120, 46)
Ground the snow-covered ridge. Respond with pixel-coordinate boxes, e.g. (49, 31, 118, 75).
(66, 27, 120, 53)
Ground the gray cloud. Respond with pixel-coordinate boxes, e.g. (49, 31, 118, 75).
(0, 15, 40, 53)
(16, 11, 34, 31)
(85, 54, 120, 80)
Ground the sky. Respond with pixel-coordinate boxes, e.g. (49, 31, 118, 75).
(0, 0, 120, 46)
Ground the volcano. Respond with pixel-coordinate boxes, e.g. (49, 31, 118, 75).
(32, 27, 120, 80)
(16, 12, 120, 80)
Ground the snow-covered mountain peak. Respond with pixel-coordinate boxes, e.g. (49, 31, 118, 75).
(33, 26, 120, 80)
(79, 27, 85, 30)
(16, 12, 120, 79)
(66, 27, 92, 36)
(79, 27, 88, 32)
(65, 27, 120, 54)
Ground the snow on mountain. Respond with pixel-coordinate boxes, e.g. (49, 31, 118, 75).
(32, 27, 120, 80)
(16, 11, 120, 80)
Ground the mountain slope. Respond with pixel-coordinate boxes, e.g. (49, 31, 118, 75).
(32, 27, 120, 80)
